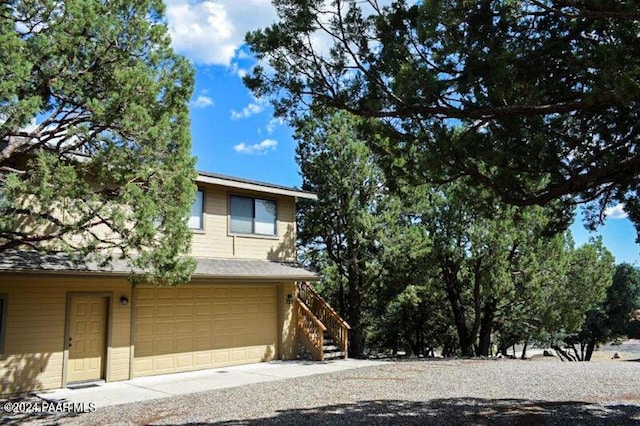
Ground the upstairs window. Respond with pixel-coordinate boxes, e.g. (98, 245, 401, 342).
(188, 190, 204, 229)
(230, 195, 276, 236)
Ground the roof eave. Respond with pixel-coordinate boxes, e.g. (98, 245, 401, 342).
(191, 274, 321, 282)
(0, 269, 321, 282)
(196, 173, 317, 200)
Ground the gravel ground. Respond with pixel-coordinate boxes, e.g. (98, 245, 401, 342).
(3, 359, 640, 425)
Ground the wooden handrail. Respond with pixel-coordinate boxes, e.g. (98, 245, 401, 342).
(297, 281, 350, 358)
(295, 299, 325, 361)
(298, 281, 351, 330)
(296, 298, 327, 332)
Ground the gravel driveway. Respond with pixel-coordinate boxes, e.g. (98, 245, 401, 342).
(4, 359, 640, 425)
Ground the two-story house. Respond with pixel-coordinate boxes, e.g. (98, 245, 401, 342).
(0, 171, 348, 395)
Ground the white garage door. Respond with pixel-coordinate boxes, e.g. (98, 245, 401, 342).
(133, 284, 277, 377)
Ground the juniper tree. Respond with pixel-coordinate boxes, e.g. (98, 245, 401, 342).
(246, 0, 640, 234)
(0, 0, 196, 284)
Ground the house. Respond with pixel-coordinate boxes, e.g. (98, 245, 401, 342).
(0, 171, 349, 394)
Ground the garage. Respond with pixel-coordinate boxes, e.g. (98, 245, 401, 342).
(0, 253, 318, 394)
(133, 284, 278, 377)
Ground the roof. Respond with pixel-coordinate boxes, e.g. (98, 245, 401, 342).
(193, 258, 319, 281)
(0, 251, 320, 282)
(196, 171, 317, 200)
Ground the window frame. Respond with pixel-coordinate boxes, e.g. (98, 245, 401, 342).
(188, 189, 205, 231)
(0, 294, 7, 355)
(228, 194, 278, 237)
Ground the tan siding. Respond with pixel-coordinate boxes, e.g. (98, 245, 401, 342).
(191, 185, 297, 261)
(15, 182, 299, 260)
(277, 282, 298, 360)
(0, 275, 132, 394)
(11, 195, 129, 253)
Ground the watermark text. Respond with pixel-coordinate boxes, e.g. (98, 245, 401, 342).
(3, 401, 96, 414)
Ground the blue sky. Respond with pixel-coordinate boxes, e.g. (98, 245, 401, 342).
(163, 0, 639, 266)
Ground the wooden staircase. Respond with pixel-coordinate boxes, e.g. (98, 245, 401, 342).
(295, 281, 350, 361)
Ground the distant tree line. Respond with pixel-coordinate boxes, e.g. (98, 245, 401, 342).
(296, 111, 640, 360)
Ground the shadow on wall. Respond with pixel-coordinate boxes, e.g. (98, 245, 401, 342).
(261, 344, 276, 362)
(196, 398, 639, 425)
(1, 352, 51, 395)
(267, 224, 296, 262)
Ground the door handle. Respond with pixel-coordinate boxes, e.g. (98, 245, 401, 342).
(68, 337, 72, 348)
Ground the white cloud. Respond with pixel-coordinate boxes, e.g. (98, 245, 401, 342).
(236, 49, 252, 60)
(234, 139, 277, 155)
(265, 117, 284, 134)
(230, 61, 248, 78)
(605, 203, 628, 220)
(164, 1, 400, 68)
(164, 0, 278, 66)
(230, 97, 267, 119)
(192, 95, 214, 108)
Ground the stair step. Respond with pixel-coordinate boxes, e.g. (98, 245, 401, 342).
(324, 351, 346, 359)
(323, 344, 340, 352)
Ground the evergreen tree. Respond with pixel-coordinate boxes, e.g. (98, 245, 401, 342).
(296, 111, 387, 357)
(1, 0, 196, 284)
(245, 0, 640, 233)
(571, 262, 639, 360)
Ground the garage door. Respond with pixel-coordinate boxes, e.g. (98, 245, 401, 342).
(133, 285, 277, 377)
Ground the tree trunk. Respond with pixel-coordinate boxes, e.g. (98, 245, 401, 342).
(408, 334, 419, 357)
(442, 263, 475, 357)
(347, 295, 364, 358)
(570, 344, 581, 361)
(499, 343, 508, 357)
(338, 280, 345, 319)
(585, 339, 597, 361)
(442, 336, 457, 357)
(520, 339, 528, 360)
(345, 260, 364, 357)
(478, 299, 496, 356)
(552, 345, 576, 361)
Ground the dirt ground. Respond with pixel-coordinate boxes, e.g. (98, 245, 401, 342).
(4, 357, 640, 425)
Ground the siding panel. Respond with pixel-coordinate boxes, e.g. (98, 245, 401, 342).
(0, 275, 132, 394)
(191, 186, 297, 261)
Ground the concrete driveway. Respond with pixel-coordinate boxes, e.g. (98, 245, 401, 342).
(35, 359, 386, 409)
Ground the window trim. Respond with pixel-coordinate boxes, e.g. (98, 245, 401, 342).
(0, 294, 7, 355)
(189, 189, 205, 231)
(228, 194, 278, 237)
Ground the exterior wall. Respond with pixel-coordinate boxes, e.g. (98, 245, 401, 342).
(277, 282, 298, 360)
(9, 194, 129, 253)
(0, 274, 132, 394)
(0, 273, 298, 394)
(8, 183, 299, 261)
(191, 185, 297, 261)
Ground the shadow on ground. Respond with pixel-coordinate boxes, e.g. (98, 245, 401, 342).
(0, 395, 84, 426)
(189, 398, 640, 426)
(3, 397, 639, 425)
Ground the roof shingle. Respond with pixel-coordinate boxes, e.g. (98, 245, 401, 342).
(0, 251, 319, 281)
